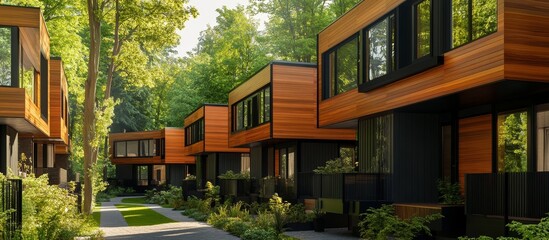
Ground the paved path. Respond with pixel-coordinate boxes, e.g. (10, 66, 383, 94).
(98, 197, 238, 240)
(98, 196, 358, 240)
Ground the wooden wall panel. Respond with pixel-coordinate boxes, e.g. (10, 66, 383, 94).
(0, 6, 40, 28)
(184, 106, 204, 127)
(0, 88, 26, 117)
(229, 123, 271, 148)
(109, 130, 163, 164)
(318, 0, 506, 127)
(164, 128, 194, 164)
(458, 115, 493, 190)
(204, 105, 249, 153)
(504, 0, 549, 82)
(47, 59, 68, 145)
(272, 64, 356, 140)
(228, 66, 271, 107)
(111, 156, 163, 165)
(184, 141, 204, 156)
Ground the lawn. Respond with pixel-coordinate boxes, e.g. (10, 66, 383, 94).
(114, 203, 175, 226)
(92, 202, 101, 227)
(121, 197, 146, 204)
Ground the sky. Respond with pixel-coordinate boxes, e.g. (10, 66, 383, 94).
(174, 0, 267, 58)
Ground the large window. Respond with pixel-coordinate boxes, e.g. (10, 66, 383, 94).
(451, 0, 497, 49)
(232, 86, 271, 132)
(114, 139, 160, 158)
(497, 111, 528, 172)
(537, 104, 549, 172)
(0, 27, 12, 86)
(185, 118, 204, 146)
(366, 15, 396, 82)
(323, 35, 359, 98)
(279, 146, 295, 179)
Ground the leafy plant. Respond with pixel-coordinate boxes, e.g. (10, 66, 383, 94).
(269, 193, 290, 234)
(185, 174, 197, 180)
(286, 203, 314, 223)
(437, 179, 463, 204)
(313, 157, 356, 174)
(459, 214, 549, 240)
(205, 181, 220, 207)
(241, 227, 279, 240)
(218, 170, 251, 180)
(358, 204, 443, 240)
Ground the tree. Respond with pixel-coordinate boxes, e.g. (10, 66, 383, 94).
(82, 0, 196, 214)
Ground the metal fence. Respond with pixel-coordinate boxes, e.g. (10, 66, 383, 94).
(313, 173, 390, 202)
(466, 172, 549, 219)
(1, 179, 22, 239)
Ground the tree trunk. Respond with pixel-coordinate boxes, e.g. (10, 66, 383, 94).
(83, 0, 101, 215)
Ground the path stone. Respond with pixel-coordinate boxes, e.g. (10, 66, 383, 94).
(99, 197, 238, 240)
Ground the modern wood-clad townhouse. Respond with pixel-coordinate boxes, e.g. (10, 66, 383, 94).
(0, 5, 63, 181)
(228, 61, 356, 202)
(20, 57, 71, 186)
(109, 128, 195, 191)
(317, 0, 549, 237)
(183, 104, 250, 190)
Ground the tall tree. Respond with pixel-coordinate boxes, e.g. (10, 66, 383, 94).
(82, 0, 196, 214)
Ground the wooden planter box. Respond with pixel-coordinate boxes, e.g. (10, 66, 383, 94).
(219, 179, 250, 197)
(394, 203, 465, 238)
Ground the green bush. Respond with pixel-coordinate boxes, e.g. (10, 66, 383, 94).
(218, 170, 251, 179)
(358, 204, 442, 240)
(286, 203, 314, 223)
(459, 214, 549, 240)
(13, 174, 101, 239)
(313, 157, 356, 174)
(437, 180, 463, 204)
(224, 218, 251, 237)
(241, 227, 279, 240)
(269, 193, 290, 234)
(254, 210, 276, 229)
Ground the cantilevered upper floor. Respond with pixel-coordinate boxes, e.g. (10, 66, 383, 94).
(184, 104, 249, 155)
(0, 5, 51, 136)
(228, 61, 356, 148)
(109, 128, 195, 165)
(318, 0, 549, 128)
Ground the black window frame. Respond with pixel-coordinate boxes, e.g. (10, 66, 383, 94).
(40, 53, 48, 121)
(185, 118, 205, 146)
(322, 33, 360, 99)
(232, 85, 272, 132)
(0, 26, 19, 87)
(113, 139, 160, 158)
(444, 0, 498, 51)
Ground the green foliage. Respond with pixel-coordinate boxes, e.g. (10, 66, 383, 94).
(205, 181, 221, 207)
(358, 204, 443, 240)
(269, 193, 291, 234)
(144, 185, 184, 209)
(507, 215, 549, 239)
(218, 170, 251, 180)
(498, 112, 528, 172)
(225, 218, 252, 237)
(313, 157, 356, 174)
(15, 174, 101, 239)
(185, 174, 197, 180)
(241, 227, 279, 240)
(437, 179, 463, 204)
(286, 204, 314, 223)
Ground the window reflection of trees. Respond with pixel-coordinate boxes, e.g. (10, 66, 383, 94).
(0, 28, 12, 86)
(336, 37, 358, 94)
(416, 0, 431, 59)
(452, 0, 497, 48)
(498, 111, 528, 173)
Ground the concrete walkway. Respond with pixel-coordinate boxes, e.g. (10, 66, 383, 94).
(98, 197, 238, 240)
(97, 196, 358, 240)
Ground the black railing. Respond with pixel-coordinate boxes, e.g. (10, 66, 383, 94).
(1, 179, 22, 239)
(317, 173, 390, 202)
(218, 179, 251, 197)
(258, 177, 296, 200)
(466, 172, 549, 219)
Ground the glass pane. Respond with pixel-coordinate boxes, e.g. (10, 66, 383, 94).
(237, 102, 243, 130)
(288, 147, 295, 179)
(280, 148, 287, 178)
(265, 87, 271, 122)
(0, 28, 11, 86)
(127, 141, 139, 157)
(336, 37, 358, 94)
(115, 142, 126, 157)
(537, 105, 549, 171)
(472, 0, 497, 40)
(497, 111, 528, 172)
(368, 18, 389, 81)
(328, 51, 336, 96)
(452, 0, 470, 48)
(259, 91, 265, 124)
(416, 0, 431, 58)
(149, 139, 156, 156)
(140, 140, 149, 157)
(243, 100, 249, 128)
(241, 153, 250, 172)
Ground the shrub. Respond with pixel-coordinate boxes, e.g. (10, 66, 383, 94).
(269, 193, 290, 234)
(313, 157, 356, 174)
(241, 227, 278, 240)
(225, 218, 251, 237)
(438, 179, 463, 204)
(185, 174, 196, 180)
(218, 170, 251, 180)
(358, 204, 443, 240)
(205, 181, 220, 207)
(14, 174, 101, 239)
(458, 215, 549, 240)
(286, 203, 314, 223)
(247, 201, 269, 215)
(254, 210, 275, 229)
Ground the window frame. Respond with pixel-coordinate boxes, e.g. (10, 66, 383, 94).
(185, 118, 205, 146)
(322, 33, 360, 99)
(113, 139, 158, 158)
(232, 85, 272, 133)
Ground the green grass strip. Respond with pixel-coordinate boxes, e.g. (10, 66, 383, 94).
(121, 197, 147, 204)
(92, 202, 101, 227)
(114, 203, 175, 226)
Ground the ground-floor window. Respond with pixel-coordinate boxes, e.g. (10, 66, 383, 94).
(497, 110, 528, 172)
(137, 165, 148, 186)
(537, 104, 549, 171)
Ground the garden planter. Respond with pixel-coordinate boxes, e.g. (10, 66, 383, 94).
(182, 180, 197, 200)
(219, 179, 250, 197)
(313, 218, 325, 232)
